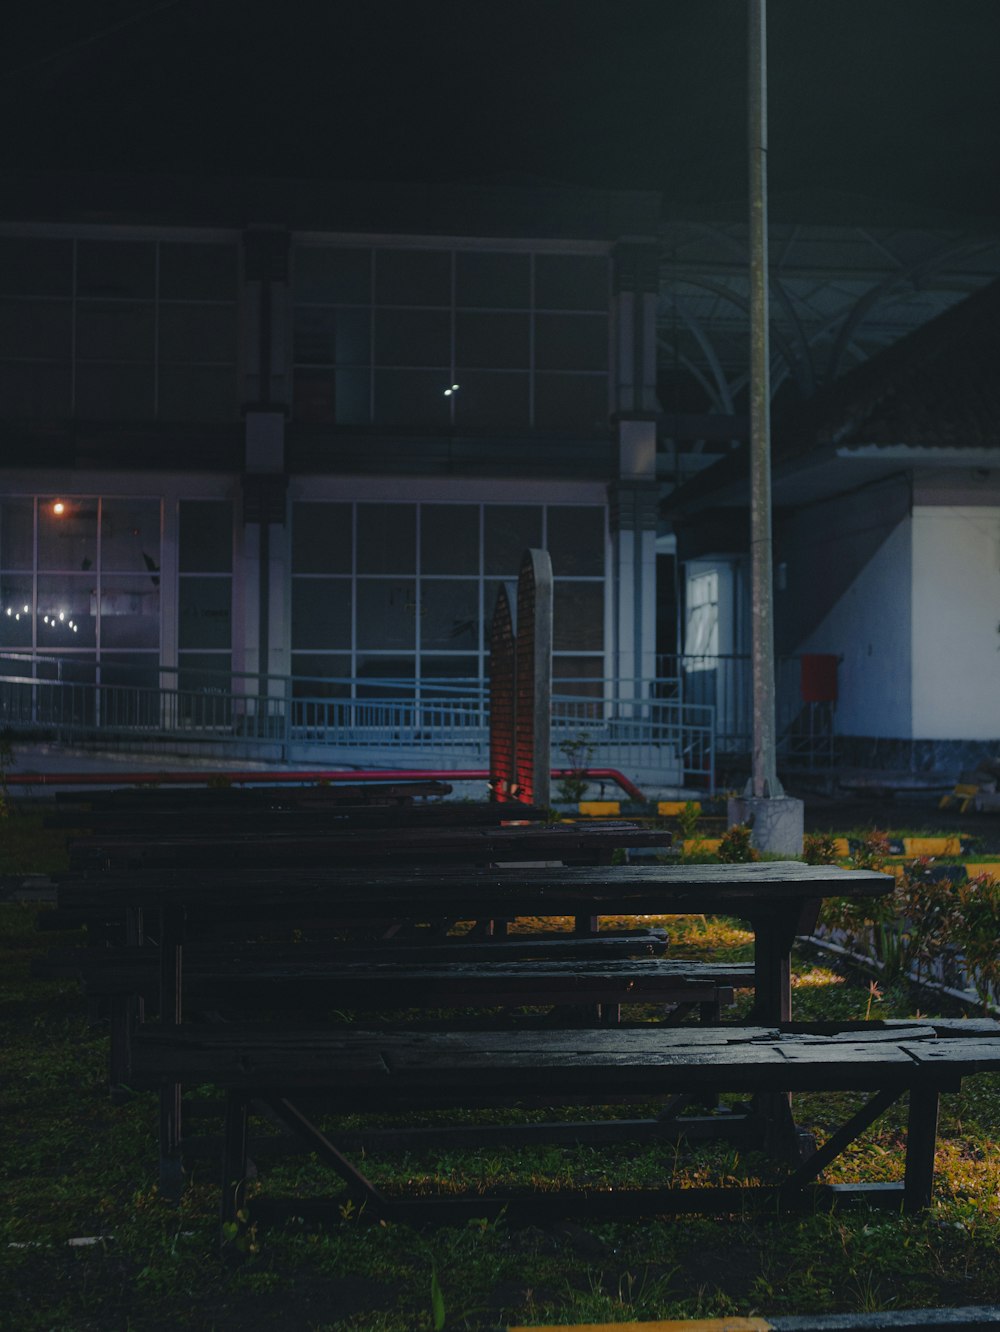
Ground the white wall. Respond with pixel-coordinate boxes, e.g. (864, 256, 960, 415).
(911, 506, 1000, 738)
(800, 518, 913, 737)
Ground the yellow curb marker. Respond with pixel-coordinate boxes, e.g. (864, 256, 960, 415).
(510, 1319, 773, 1332)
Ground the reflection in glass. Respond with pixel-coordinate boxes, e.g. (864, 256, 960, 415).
(100, 500, 161, 573)
(421, 505, 479, 575)
(178, 576, 232, 650)
(291, 578, 352, 650)
(356, 579, 417, 650)
(99, 576, 160, 649)
(36, 575, 97, 648)
(420, 580, 479, 650)
(0, 574, 32, 647)
(38, 497, 98, 572)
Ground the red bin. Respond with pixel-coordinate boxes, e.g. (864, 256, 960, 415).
(800, 653, 838, 703)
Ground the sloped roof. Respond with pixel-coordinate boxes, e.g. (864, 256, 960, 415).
(775, 273, 1000, 458)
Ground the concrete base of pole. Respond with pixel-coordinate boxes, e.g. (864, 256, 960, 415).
(728, 795, 805, 857)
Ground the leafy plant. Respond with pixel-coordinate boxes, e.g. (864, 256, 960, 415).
(677, 800, 701, 840)
(555, 732, 593, 804)
(802, 831, 839, 865)
(717, 823, 758, 863)
(431, 1263, 446, 1329)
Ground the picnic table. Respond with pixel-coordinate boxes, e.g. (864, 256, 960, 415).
(65, 821, 672, 873)
(62, 860, 890, 1028)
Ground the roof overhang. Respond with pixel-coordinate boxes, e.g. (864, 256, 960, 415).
(664, 444, 1000, 516)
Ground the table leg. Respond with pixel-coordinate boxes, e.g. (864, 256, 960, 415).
(158, 906, 184, 1199)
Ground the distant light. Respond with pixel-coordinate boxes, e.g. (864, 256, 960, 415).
(443, 383, 460, 396)
(22, 604, 28, 613)
(58, 612, 65, 622)
(72, 625, 78, 632)
(43, 615, 49, 624)
(14, 613, 19, 621)
(5, 608, 10, 617)
(52, 500, 66, 516)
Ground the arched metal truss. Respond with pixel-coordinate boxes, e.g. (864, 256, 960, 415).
(657, 219, 1000, 447)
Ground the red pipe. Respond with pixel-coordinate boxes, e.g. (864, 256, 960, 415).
(9, 766, 646, 801)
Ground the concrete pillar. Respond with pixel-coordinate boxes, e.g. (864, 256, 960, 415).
(728, 793, 804, 857)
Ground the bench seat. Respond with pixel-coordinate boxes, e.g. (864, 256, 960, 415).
(130, 1017, 1000, 1233)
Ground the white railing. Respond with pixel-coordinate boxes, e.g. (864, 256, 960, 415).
(0, 657, 716, 790)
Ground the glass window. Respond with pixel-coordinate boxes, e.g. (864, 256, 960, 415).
(0, 362, 72, 418)
(684, 570, 719, 665)
(374, 309, 450, 367)
(421, 655, 479, 681)
(290, 655, 352, 697)
(553, 582, 604, 651)
(291, 577, 352, 650)
(455, 312, 529, 369)
(375, 249, 451, 307)
(0, 299, 72, 358)
(484, 505, 543, 575)
(534, 254, 608, 311)
(76, 302, 155, 361)
(293, 368, 370, 425)
(0, 501, 34, 569)
(455, 252, 530, 309)
(36, 575, 97, 647)
(178, 576, 232, 650)
(373, 369, 451, 428)
(158, 365, 236, 422)
(0, 574, 32, 647)
(294, 247, 371, 305)
(158, 305, 237, 362)
(356, 578, 417, 650)
(77, 241, 155, 299)
(159, 243, 238, 301)
(421, 505, 479, 575)
(356, 655, 416, 696)
(99, 576, 160, 648)
(552, 657, 604, 697)
(546, 507, 605, 576)
(292, 502, 353, 574)
(420, 580, 479, 650)
(534, 373, 608, 433)
(100, 500, 161, 573)
(294, 307, 370, 365)
(179, 501, 232, 573)
(534, 314, 608, 371)
(75, 363, 155, 419)
(453, 371, 529, 430)
(357, 503, 415, 574)
(0, 237, 73, 297)
(38, 497, 98, 572)
(177, 652, 233, 702)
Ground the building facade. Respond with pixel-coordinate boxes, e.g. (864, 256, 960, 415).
(0, 176, 663, 757)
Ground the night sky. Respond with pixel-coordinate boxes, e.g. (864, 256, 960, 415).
(4, 0, 1000, 220)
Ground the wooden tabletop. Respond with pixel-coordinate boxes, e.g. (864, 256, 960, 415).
(69, 822, 673, 870)
(61, 860, 891, 920)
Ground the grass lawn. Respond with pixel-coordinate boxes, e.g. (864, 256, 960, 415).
(3, 869, 1000, 1327)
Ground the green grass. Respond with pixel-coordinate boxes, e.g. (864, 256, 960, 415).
(4, 898, 1000, 1329)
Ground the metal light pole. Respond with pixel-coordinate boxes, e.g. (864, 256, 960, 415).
(747, 0, 782, 800)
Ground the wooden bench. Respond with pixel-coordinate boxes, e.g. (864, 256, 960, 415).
(64, 821, 672, 874)
(130, 1017, 1000, 1238)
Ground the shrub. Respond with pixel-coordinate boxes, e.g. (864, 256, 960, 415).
(802, 831, 839, 865)
(718, 822, 758, 863)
